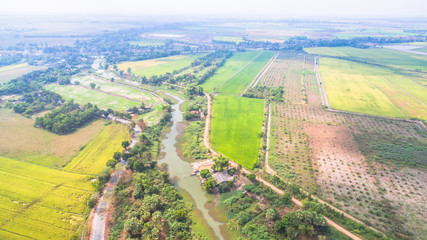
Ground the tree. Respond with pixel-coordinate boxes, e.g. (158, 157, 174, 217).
(122, 140, 130, 149)
(113, 152, 122, 160)
(90, 83, 96, 89)
(247, 173, 256, 181)
(106, 159, 118, 168)
(200, 169, 210, 178)
(212, 155, 230, 171)
(265, 208, 279, 221)
(280, 191, 293, 206)
(204, 179, 217, 193)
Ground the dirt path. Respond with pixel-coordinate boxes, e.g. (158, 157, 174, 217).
(314, 56, 330, 108)
(215, 52, 263, 92)
(241, 52, 279, 96)
(203, 93, 218, 156)
(264, 104, 276, 175)
(203, 93, 363, 240)
(90, 124, 141, 240)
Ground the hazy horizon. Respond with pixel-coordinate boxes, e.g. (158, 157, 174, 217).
(2, 0, 427, 18)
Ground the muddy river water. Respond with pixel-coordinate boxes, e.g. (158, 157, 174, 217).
(158, 93, 224, 240)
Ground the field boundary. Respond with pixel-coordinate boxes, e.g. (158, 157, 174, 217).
(314, 56, 330, 108)
(214, 51, 263, 93)
(243, 52, 279, 95)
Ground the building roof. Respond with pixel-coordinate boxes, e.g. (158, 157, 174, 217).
(212, 171, 233, 184)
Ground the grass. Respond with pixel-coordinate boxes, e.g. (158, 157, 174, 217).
(64, 124, 129, 175)
(318, 57, 427, 120)
(0, 108, 105, 168)
(0, 156, 92, 240)
(218, 51, 275, 95)
(305, 46, 427, 72)
(201, 51, 263, 92)
(73, 75, 157, 105)
(211, 95, 264, 169)
(117, 54, 202, 77)
(45, 84, 141, 111)
(0, 63, 45, 84)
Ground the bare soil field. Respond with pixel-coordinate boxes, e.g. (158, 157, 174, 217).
(263, 51, 426, 238)
(306, 123, 427, 238)
(259, 52, 317, 104)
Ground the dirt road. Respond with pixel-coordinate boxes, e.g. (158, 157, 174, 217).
(90, 124, 140, 240)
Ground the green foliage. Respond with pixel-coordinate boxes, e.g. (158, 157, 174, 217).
(275, 210, 328, 237)
(247, 173, 256, 182)
(200, 169, 210, 179)
(34, 101, 100, 134)
(204, 179, 217, 193)
(7, 90, 63, 116)
(243, 86, 284, 101)
(121, 140, 130, 149)
(212, 155, 230, 172)
(106, 159, 119, 168)
(355, 133, 427, 168)
(181, 121, 209, 160)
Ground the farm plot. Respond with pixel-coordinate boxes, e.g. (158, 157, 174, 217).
(201, 51, 263, 92)
(118, 54, 201, 77)
(269, 109, 317, 192)
(275, 103, 424, 140)
(0, 63, 45, 84)
(317, 57, 427, 120)
(259, 52, 317, 104)
(64, 124, 129, 175)
(73, 75, 158, 105)
(0, 156, 92, 240)
(0, 108, 105, 168)
(305, 47, 427, 72)
(306, 123, 427, 238)
(210, 95, 264, 169)
(270, 101, 427, 237)
(217, 51, 275, 95)
(45, 84, 141, 111)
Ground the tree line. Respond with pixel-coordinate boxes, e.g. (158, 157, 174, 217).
(34, 101, 100, 134)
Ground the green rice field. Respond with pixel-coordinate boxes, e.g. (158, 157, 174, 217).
(217, 51, 275, 95)
(201, 51, 263, 92)
(211, 95, 264, 169)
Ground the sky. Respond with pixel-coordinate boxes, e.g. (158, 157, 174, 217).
(1, 0, 427, 18)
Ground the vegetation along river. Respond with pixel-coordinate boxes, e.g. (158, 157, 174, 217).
(158, 93, 224, 240)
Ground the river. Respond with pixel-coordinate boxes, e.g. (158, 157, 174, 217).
(158, 93, 224, 240)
